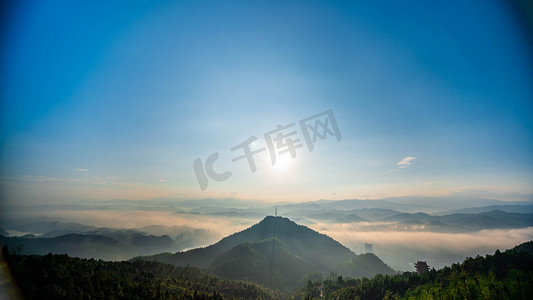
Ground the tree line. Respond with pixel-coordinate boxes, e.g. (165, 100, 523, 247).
(298, 241, 533, 299)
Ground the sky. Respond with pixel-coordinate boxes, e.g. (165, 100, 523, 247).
(1, 0, 533, 206)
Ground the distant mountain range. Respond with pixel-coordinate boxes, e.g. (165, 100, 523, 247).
(0, 234, 140, 261)
(162, 197, 533, 230)
(438, 204, 533, 215)
(0, 222, 219, 260)
(377, 209, 533, 231)
(137, 216, 395, 289)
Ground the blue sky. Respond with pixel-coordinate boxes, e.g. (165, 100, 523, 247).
(1, 0, 532, 204)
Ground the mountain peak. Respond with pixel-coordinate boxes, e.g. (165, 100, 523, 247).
(257, 215, 298, 228)
(260, 215, 289, 223)
(138, 216, 395, 289)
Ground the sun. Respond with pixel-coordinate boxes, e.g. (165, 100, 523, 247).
(269, 154, 295, 174)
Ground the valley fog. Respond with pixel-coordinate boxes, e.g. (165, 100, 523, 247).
(3, 197, 532, 272)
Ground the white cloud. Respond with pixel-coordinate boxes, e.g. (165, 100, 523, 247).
(397, 156, 416, 169)
(76, 168, 88, 172)
(158, 179, 168, 182)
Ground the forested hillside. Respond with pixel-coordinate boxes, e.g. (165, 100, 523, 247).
(298, 241, 533, 299)
(3, 241, 532, 299)
(1, 246, 274, 300)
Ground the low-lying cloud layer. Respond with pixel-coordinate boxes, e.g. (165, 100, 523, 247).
(311, 222, 533, 271)
(2, 200, 532, 272)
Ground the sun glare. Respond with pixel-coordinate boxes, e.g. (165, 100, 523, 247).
(268, 154, 295, 175)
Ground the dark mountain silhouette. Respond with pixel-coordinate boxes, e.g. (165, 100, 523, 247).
(381, 212, 434, 222)
(307, 212, 370, 223)
(0, 221, 220, 260)
(0, 234, 137, 260)
(438, 204, 533, 215)
(512, 240, 533, 255)
(138, 216, 395, 289)
(0, 228, 8, 237)
(0, 232, 177, 260)
(348, 208, 402, 221)
(379, 210, 533, 230)
(10, 221, 97, 236)
(142, 216, 355, 268)
(436, 210, 533, 229)
(341, 253, 396, 278)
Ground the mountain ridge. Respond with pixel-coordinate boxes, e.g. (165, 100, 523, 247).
(137, 216, 395, 289)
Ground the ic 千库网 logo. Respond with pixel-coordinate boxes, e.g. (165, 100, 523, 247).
(193, 109, 342, 190)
